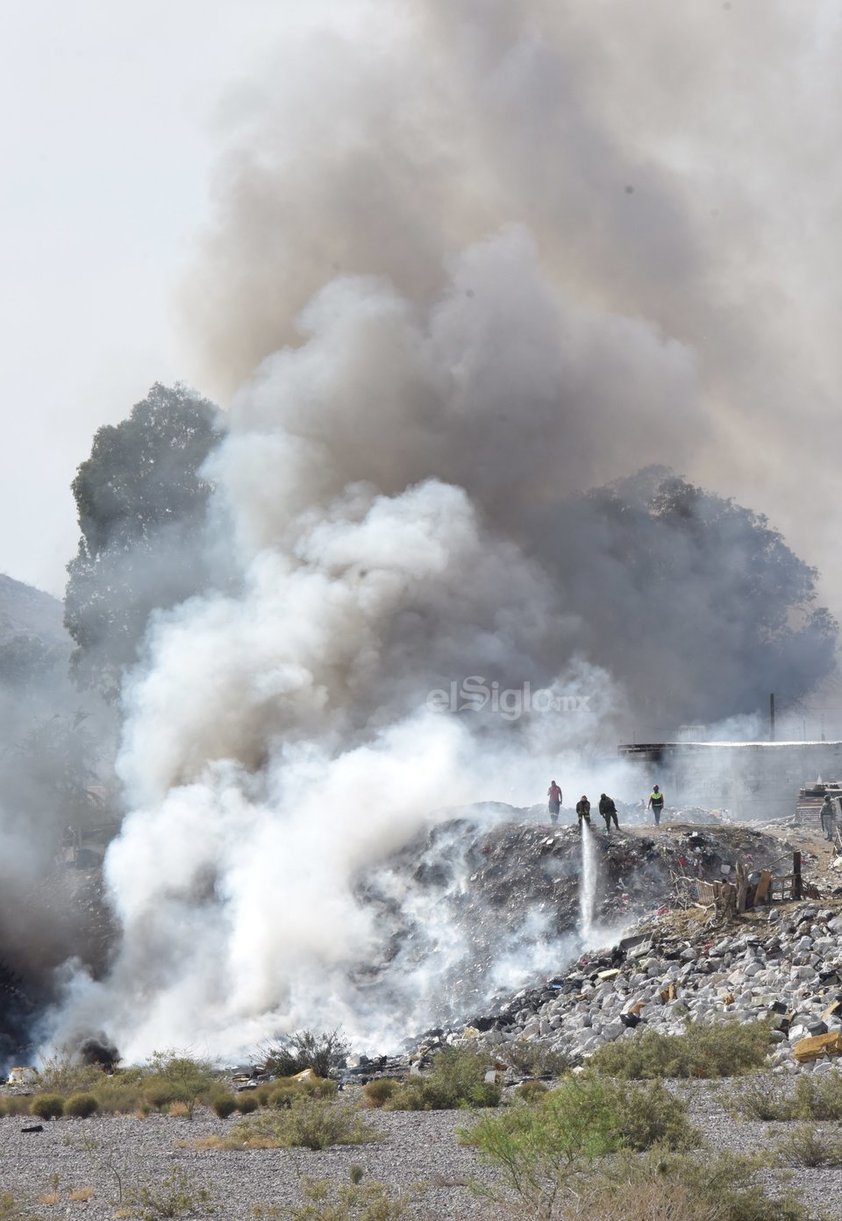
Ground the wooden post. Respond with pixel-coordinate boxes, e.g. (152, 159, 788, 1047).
(793, 851, 802, 900)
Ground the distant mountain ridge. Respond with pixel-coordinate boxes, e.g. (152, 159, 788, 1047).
(0, 573, 68, 646)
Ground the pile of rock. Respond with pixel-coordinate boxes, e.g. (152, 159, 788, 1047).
(443, 900, 842, 1075)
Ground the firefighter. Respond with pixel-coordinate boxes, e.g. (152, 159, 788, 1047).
(547, 780, 563, 826)
(648, 784, 665, 826)
(576, 794, 591, 828)
(599, 792, 619, 833)
(820, 794, 836, 842)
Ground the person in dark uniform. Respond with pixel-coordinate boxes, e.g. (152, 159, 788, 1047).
(599, 793, 619, 833)
(576, 795, 591, 829)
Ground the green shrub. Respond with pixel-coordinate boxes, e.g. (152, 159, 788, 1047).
(90, 1078, 143, 1115)
(125, 1165, 215, 1218)
(384, 1047, 501, 1111)
(362, 1078, 400, 1108)
(37, 1054, 105, 1095)
(793, 1070, 842, 1120)
(143, 1081, 184, 1112)
(465, 1089, 799, 1221)
(210, 1094, 237, 1119)
(143, 1052, 218, 1118)
(734, 1070, 842, 1123)
(774, 1123, 842, 1167)
(214, 1099, 381, 1150)
(236, 1094, 259, 1114)
(575, 1149, 807, 1221)
(515, 1079, 550, 1103)
(253, 1175, 414, 1220)
(259, 1029, 349, 1080)
(30, 1094, 64, 1120)
(503, 1038, 570, 1078)
(588, 1020, 772, 1079)
(64, 1093, 99, 1118)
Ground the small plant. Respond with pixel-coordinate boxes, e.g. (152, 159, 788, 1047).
(125, 1166, 215, 1219)
(349, 1165, 364, 1186)
(253, 1176, 415, 1220)
(0, 1193, 44, 1220)
(361, 1078, 400, 1108)
(30, 1094, 64, 1120)
(384, 1047, 501, 1111)
(201, 1099, 381, 1150)
(515, 1079, 549, 1103)
(573, 1149, 807, 1221)
(259, 1029, 350, 1079)
(143, 1051, 219, 1118)
(236, 1094, 259, 1115)
(64, 1093, 99, 1118)
(732, 1075, 797, 1121)
(734, 1069, 842, 1122)
(587, 1020, 772, 1079)
(774, 1123, 842, 1167)
(37, 1053, 105, 1096)
(210, 1093, 237, 1119)
(503, 1038, 570, 1079)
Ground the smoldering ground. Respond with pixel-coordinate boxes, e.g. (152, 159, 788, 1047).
(24, 0, 842, 1058)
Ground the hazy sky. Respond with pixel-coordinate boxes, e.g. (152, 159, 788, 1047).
(3, 0, 842, 620)
(0, 0, 355, 595)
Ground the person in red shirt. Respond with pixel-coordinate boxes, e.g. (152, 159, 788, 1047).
(547, 780, 562, 825)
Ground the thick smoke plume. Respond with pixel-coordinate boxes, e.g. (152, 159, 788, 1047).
(43, 0, 841, 1058)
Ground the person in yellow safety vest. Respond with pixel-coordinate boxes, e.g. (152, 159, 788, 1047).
(648, 784, 665, 826)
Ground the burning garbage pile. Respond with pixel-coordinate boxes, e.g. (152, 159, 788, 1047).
(366, 820, 842, 1077)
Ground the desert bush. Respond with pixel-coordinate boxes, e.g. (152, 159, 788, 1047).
(90, 1077, 143, 1115)
(467, 1090, 799, 1221)
(143, 1052, 218, 1118)
(732, 1075, 797, 1121)
(0, 1192, 44, 1220)
(125, 1165, 215, 1218)
(515, 1079, 549, 1103)
(0, 1097, 31, 1118)
(792, 1069, 842, 1120)
(588, 1020, 772, 1079)
(64, 1093, 99, 1118)
(362, 1078, 400, 1108)
(206, 1099, 381, 1151)
(773, 1123, 842, 1167)
(573, 1149, 807, 1221)
(734, 1069, 842, 1123)
(210, 1093, 237, 1119)
(465, 1077, 694, 1161)
(236, 1094, 260, 1115)
(253, 1174, 414, 1220)
(259, 1029, 349, 1080)
(30, 1094, 64, 1120)
(37, 1054, 104, 1095)
(384, 1047, 501, 1111)
(503, 1038, 570, 1078)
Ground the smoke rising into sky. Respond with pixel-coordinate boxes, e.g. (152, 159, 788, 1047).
(33, 0, 842, 1057)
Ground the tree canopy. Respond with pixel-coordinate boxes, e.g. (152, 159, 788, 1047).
(64, 382, 222, 694)
(542, 467, 837, 731)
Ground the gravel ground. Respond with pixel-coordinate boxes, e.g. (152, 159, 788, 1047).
(1, 1084, 842, 1219)
(0, 1105, 507, 1220)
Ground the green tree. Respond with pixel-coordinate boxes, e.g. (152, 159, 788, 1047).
(64, 383, 221, 695)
